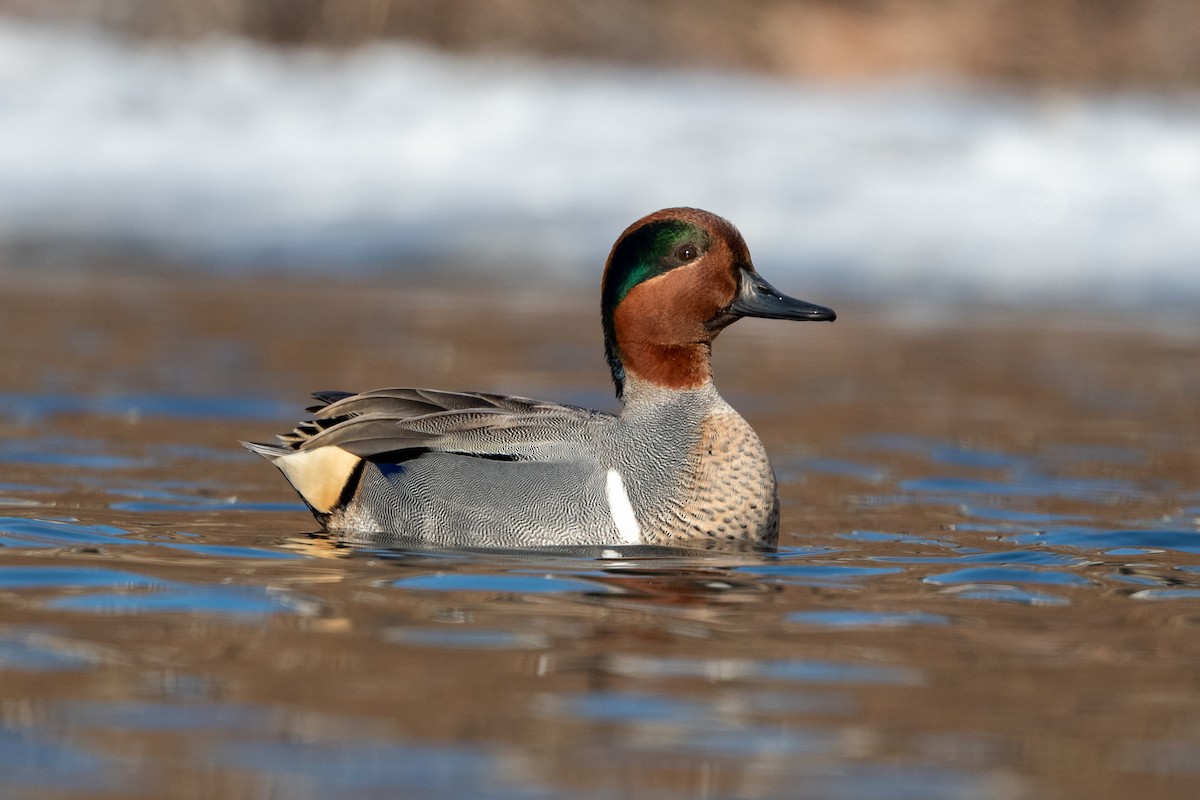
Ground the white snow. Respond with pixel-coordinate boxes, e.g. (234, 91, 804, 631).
(2, 16, 1199, 304)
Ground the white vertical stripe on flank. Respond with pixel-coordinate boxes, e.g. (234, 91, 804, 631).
(605, 468, 641, 544)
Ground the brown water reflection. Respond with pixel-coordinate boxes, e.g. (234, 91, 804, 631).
(1, 273, 1199, 799)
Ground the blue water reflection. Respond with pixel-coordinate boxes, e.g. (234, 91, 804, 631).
(0, 727, 120, 794)
(61, 701, 278, 732)
(0, 566, 166, 589)
(1004, 528, 1200, 554)
(48, 586, 317, 617)
(923, 566, 1094, 588)
(153, 542, 303, 559)
(209, 739, 534, 800)
(0, 517, 132, 548)
(787, 610, 951, 628)
(935, 584, 1071, 606)
(539, 691, 713, 724)
(837, 530, 959, 548)
(105, 485, 303, 513)
(0, 392, 290, 422)
(875, 550, 1083, 567)
(900, 475, 1137, 502)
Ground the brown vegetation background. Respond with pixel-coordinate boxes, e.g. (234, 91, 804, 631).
(6, 0, 1200, 88)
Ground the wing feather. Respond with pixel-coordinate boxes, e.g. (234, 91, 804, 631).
(262, 388, 612, 462)
(312, 388, 571, 419)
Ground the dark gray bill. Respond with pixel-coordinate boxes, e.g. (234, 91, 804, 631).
(730, 268, 836, 322)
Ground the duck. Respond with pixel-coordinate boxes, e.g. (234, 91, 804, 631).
(246, 208, 835, 551)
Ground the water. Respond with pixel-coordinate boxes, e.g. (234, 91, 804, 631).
(2, 16, 1200, 305)
(0, 273, 1198, 799)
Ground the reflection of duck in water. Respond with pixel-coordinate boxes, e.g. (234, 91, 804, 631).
(248, 208, 834, 551)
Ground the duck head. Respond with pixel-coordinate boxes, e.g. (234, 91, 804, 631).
(602, 207, 835, 399)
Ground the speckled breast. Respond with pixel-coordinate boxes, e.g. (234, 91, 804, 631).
(645, 411, 780, 549)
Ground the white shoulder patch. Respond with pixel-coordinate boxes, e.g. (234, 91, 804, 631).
(604, 468, 642, 544)
(275, 446, 361, 514)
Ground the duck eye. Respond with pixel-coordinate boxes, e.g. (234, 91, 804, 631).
(674, 243, 699, 262)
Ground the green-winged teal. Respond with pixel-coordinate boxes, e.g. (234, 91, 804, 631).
(247, 208, 835, 550)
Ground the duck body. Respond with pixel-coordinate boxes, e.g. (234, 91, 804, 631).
(248, 208, 834, 551)
(276, 380, 778, 549)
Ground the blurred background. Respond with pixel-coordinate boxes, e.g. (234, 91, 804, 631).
(1, 0, 1198, 306)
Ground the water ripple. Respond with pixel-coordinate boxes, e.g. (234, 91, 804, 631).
(901, 475, 1137, 502)
(874, 550, 1084, 567)
(207, 739, 522, 799)
(923, 566, 1094, 588)
(786, 610, 951, 628)
(936, 584, 1071, 606)
(0, 517, 131, 548)
(48, 585, 319, 617)
(734, 564, 904, 587)
(60, 701, 279, 732)
(0, 726, 120, 793)
(0, 566, 167, 590)
(599, 654, 920, 686)
(383, 627, 549, 650)
(1004, 528, 1200, 554)
(0, 627, 104, 671)
(392, 572, 623, 594)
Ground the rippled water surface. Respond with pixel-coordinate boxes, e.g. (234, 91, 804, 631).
(2, 275, 1199, 799)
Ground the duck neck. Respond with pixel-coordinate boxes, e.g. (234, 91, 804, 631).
(604, 316, 716, 401)
(612, 340, 712, 400)
(617, 366, 726, 418)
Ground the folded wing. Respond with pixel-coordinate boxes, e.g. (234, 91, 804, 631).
(252, 388, 612, 462)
